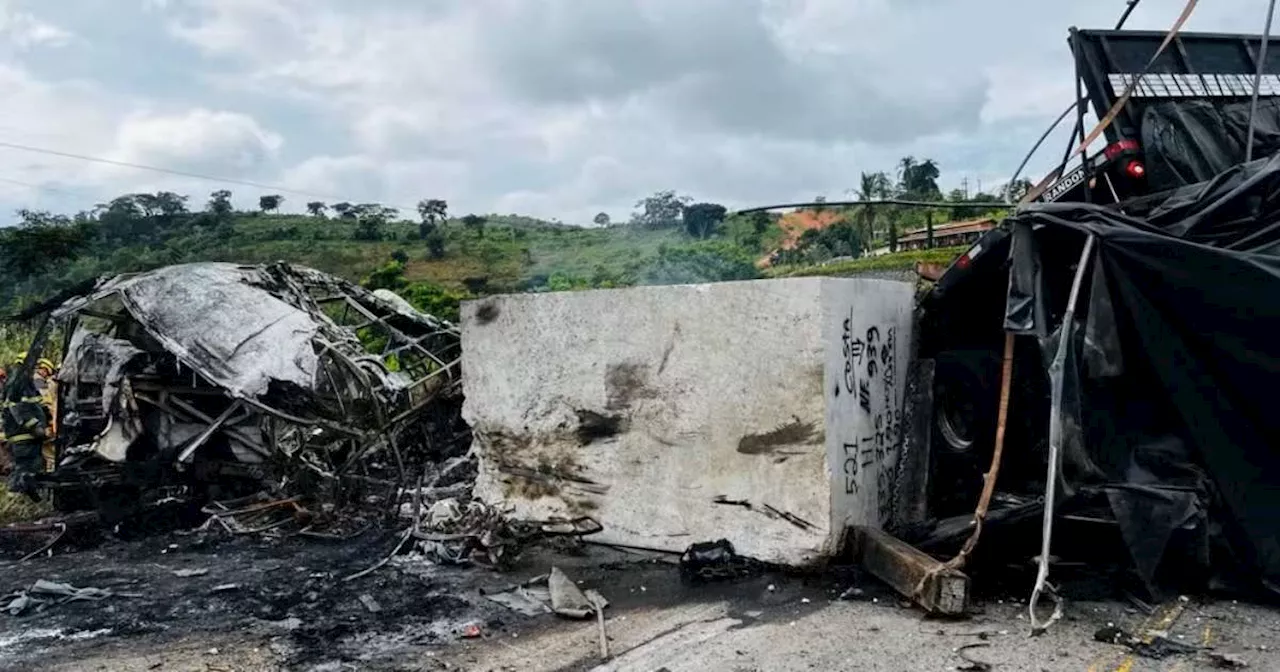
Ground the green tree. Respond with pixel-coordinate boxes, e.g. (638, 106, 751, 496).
(683, 202, 727, 239)
(354, 203, 397, 221)
(641, 241, 761, 285)
(259, 194, 283, 214)
(417, 199, 448, 239)
(424, 232, 447, 259)
(854, 171, 889, 249)
(362, 260, 407, 291)
(593, 212, 611, 227)
(897, 156, 941, 198)
(332, 202, 355, 219)
(630, 190, 690, 229)
(401, 281, 468, 322)
(475, 238, 504, 275)
(0, 210, 96, 277)
(787, 217, 864, 262)
(462, 214, 488, 239)
(155, 191, 189, 218)
(724, 211, 774, 251)
(207, 190, 233, 219)
(970, 192, 1003, 203)
(306, 201, 327, 217)
(352, 207, 388, 241)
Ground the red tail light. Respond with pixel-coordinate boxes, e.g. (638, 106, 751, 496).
(1104, 139, 1140, 160)
(1125, 160, 1146, 179)
(954, 253, 971, 270)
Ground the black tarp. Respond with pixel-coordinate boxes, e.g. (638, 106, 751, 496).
(1006, 153, 1280, 596)
(1142, 99, 1280, 192)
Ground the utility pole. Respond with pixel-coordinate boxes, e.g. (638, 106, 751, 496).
(926, 211, 935, 250)
(960, 177, 970, 200)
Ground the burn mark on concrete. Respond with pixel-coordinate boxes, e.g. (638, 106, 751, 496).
(657, 323, 681, 375)
(480, 426, 609, 514)
(737, 419, 819, 455)
(498, 452, 592, 500)
(576, 410, 629, 443)
(474, 301, 500, 325)
(605, 362, 657, 410)
(711, 495, 817, 531)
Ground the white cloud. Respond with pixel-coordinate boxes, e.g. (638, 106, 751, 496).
(2, 0, 1279, 223)
(0, 63, 128, 211)
(110, 108, 283, 173)
(0, 3, 73, 51)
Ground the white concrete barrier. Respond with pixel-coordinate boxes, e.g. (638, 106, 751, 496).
(462, 278, 914, 567)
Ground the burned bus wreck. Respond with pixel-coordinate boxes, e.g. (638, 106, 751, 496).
(27, 262, 467, 522)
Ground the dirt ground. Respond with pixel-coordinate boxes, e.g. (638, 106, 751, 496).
(0, 529, 1276, 672)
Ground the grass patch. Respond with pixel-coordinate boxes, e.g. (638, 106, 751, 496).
(766, 246, 967, 278)
(0, 483, 52, 526)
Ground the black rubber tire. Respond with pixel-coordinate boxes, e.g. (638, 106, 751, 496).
(929, 349, 1002, 518)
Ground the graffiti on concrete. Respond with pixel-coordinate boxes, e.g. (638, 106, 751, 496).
(835, 313, 904, 526)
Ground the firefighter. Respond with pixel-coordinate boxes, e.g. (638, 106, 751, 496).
(32, 357, 54, 396)
(3, 371, 48, 499)
(33, 357, 57, 471)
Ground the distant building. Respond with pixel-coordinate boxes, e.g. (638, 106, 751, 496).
(898, 218, 996, 251)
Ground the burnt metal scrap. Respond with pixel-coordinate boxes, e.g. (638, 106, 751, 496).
(29, 262, 466, 522)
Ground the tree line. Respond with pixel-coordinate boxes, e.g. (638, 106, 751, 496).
(614, 156, 1024, 266)
(0, 187, 511, 309)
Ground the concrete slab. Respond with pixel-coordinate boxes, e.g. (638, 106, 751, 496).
(461, 278, 914, 566)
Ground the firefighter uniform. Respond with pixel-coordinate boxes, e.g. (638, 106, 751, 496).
(3, 381, 48, 497)
(33, 358, 56, 471)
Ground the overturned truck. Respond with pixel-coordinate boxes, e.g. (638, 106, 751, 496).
(27, 262, 465, 520)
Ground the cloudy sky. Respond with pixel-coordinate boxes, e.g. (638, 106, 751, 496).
(0, 0, 1272, 225)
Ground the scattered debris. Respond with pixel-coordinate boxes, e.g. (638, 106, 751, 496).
(954, 642, 993, 671)
(590, 589, 609, 660)
(1208, 651, 1250, 668)
(851, 526, 968, 615)
(548, 566, 601, 619)
(460, 622, 483, 639)
(2, 579, 138, 616)
(358, 594, 381, 613)
(414, 498, 518, 567)
(342, 527, 413, 583)
(484, 583, 553, 617)
(679, 539, 764, 582)
(838, 587, 866, 601)
(1093, 625, 1201, 659)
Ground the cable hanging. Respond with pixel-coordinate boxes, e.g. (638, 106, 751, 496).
(1246, 0, 1278, 163)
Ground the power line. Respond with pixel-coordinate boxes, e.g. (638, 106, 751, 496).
(0, 176, 70, 194)
(735, 199, 1013, 215)
(0, 138, 350, 204)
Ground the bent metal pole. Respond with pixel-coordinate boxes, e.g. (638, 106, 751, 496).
(1029, 233, 1097, 634)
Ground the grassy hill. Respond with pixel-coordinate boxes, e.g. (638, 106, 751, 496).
(0, 195, 985, 329)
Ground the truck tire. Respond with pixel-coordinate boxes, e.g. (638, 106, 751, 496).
(930, 349, 1002, 517)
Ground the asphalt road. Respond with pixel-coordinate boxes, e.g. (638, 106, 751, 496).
(3, 537, 1275, 671)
